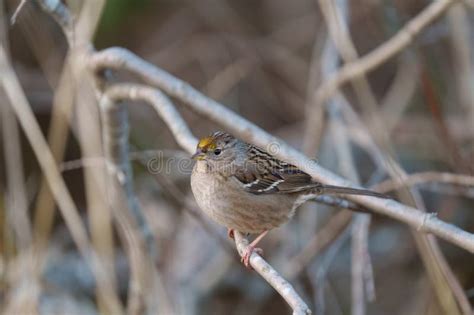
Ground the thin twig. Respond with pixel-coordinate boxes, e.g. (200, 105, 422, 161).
(103, 83, 197, 153)
(311, 0, 457, 110)
(374, 172, 474, 193)
(10, 0, 28, 25)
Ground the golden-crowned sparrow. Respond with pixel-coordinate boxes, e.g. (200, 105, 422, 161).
(190, 131, 386, 267)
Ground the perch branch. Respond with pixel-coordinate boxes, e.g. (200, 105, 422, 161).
(233, 231, 312, 315)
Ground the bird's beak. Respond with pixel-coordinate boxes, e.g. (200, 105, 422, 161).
(191, 149, 205, 160)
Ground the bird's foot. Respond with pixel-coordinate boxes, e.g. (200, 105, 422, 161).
(241, 245, 263, 270)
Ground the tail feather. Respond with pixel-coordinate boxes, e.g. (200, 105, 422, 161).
(321, 184, 389, 199)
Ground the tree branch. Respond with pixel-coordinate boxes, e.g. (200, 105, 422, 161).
(103, 83, 197, 152)
(233, 231, 312, 315)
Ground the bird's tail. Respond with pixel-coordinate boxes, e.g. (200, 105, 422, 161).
(321, 184, 389, 199)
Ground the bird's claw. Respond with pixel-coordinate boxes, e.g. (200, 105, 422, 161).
(241, 245, 263, 270)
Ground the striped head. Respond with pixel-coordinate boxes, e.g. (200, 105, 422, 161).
(192, 131, 243, 172)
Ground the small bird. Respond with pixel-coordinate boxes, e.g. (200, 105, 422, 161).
(190, 131, 387, 268)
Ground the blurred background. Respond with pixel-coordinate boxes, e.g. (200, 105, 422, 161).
(0, 0, 473, 314)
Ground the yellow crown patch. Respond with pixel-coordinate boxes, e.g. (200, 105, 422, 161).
(197, 136, 217, 150)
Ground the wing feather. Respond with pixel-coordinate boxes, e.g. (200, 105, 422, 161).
(233, 145, 320, 195)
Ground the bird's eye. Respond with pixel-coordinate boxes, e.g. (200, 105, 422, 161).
(214, 149, 222, 155)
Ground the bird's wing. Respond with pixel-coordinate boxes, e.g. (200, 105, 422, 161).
(233, 145, 321, 195)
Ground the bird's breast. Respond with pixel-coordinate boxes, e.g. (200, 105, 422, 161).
(191, 163, 297, 234)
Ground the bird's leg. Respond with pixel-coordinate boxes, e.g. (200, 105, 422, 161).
(242, 230, 268, 269)
(227, 228, 235, 239)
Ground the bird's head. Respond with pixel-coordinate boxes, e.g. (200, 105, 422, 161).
(191, 131, 242, 169)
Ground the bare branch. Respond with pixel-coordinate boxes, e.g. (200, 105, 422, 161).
(103, 83, 198, 153)
(233, 231, 312, 315)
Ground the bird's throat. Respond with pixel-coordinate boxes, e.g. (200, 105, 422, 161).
(195, 160, 210, 173)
